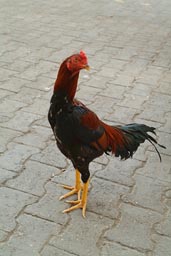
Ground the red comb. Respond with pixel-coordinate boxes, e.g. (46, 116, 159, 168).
(79, 50, 87, 60)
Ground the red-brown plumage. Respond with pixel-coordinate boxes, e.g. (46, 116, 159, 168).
(81, 110, 126, 153)
(81, 111, 100, 130)
(53, 59, 79, 101)
(101, 122, 126, 153)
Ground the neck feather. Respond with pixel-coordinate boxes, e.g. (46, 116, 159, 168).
(53, 61, 79, 102)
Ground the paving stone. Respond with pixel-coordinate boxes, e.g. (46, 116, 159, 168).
(122, 58, 148, 77)
(0, 168, 16, 184)
(104, 59, 128, 70)
(31, 141, 67, 169)
(49, 212, 113, 256)
(113, 74, 135, 87)
(136, 152, 171, 184)
(104, 203, 161, 251)
(114, 46, 139, 61)
(14, 66, 41, 81)
(155, 209, 171, 237)
(126, 82, 153, 97)
(7, 86, 44, 105)
(98, 67, 119, 78)
(159, 112, 171, 133)
(88, 177, 129, 219)
(123, 174, 169, 214)
(0, 230, 8, 242)
(0, 99, 27, 117)
(24, 76, 54, 91)
(0, 127, 21, 153)
(76, 85, 100, 102)
(148, 92, 171, 112)
(137, 104, 166, 123)
(104, 106, 141, 124)
(41, 245, 78, 256)
(22, 98, 49, 116)
(100, 83, 125, 100)
(155, 131, 171, 156)
(33, 115, 50, 128)
(96, 158, 142, 187)
(0, 77, 27, 92)
(0, 214, 59, 256)
(85, 76, 110, 89)
(0, 67, 18, 82)
(0, 142, 39, 172)
(3, 60, 32, 72)
(25, 181, 70, 225)
(14, 125, 51, 149)
(6, 160, 60, 196)
(100, 241, 145, 256)
(0, 88, 14, 99)
(118, 93, 148, 109)
(1, 110, 42, 132)
(0, 187, 37, 232)
(89, 95, 117, 114)
(152, 234, 171, 256)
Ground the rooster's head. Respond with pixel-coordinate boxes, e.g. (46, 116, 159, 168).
(66, 51, 90, 73)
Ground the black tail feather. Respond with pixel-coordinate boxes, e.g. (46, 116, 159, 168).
(113, 123, 166, 161)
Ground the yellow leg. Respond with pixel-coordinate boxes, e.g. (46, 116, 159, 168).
(59, 169, 82, 200)
(63, 179, 89, 218)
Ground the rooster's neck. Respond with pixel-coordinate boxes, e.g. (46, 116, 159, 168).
(53, 62, 79, 102)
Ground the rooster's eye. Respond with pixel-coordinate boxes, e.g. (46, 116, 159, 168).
(74, 58, 78, 63)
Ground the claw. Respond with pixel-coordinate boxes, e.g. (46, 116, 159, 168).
(59, 169, 82, 201)
(62, 179, 89, 218)
(59, 188, 79, 201)
(63, 201, 86, 218)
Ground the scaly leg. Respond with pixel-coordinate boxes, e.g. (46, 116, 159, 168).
(63, 179, 89, 218)
(59, 169, 82, 200)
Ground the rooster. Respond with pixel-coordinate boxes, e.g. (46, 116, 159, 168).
(48, 51, 165, 217)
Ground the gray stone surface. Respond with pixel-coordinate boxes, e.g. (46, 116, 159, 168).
(0, 0, 171, 255)
(104, 203, 161, 251)
(0, 187, 37, 232)
(49, 212, 113, 256)
(100, 241, 145, 256)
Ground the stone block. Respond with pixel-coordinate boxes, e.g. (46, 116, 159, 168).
(49, 212, 113, 256)
(155, 209, 171, 237)
(0, 127, 21, 153)
(105, 203, 161, 251)
(123, 174, 169, 214)
(0, 187, 37, 232)
(0, 143, 39, 172)
(0, 77, 27, 92)
(1, 110, 42, 132)
(0, 168, 16, 184)
(0, 214, 59, 256)
(88, 177, 129, 218)
(136, 152, 171, 184)
(7, 160, 60, 196)
(100, 83, 125, 100)
(31, 142, 67, 169)
(96, 157, 142, 187)
(25, 182, 71, 225)
(152, 234, 171, 256)
(14, 125, 51, 149)
(100, 241, 145, 256)
(41, 245, 76, 256)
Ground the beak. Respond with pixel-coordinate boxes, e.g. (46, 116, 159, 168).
(84, 64, 90, 71)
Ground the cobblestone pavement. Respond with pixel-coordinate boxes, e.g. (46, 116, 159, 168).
(0, 0, 171, 255)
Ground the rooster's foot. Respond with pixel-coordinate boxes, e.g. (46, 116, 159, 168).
(59, 169, 82, 201)
(62, 179, 89, 218)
